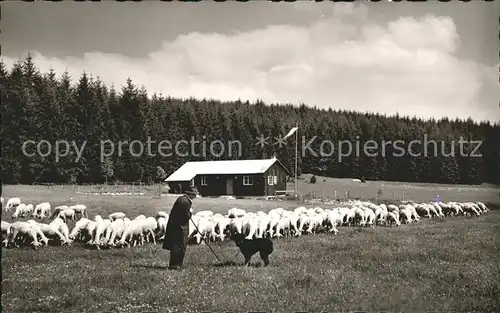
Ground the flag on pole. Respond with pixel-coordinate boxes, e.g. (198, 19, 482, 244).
(282, 127, 299, 140)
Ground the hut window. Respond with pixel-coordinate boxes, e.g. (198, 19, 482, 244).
(267, 176, 274, 185)
(190, 179, 195, 187)
(243, 176, 253, 186)
(201, 176, 208, 186)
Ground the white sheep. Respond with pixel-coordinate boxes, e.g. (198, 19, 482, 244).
(7, 221, 43, 248)
(108, 218, 130, 246)
(211, 214, 232, 241)
(51, 205, 69, 219)
(117, 219, 144, 247)
(34, 202, 51, 219)
(49, 218, 71, 243)
(24, 204, 34, 217)
(387, 211, 401, 226)
(69, 218, 92, 241)
(156, 211, 168, 219)
(363, 207, 376, 227)
(242, 214, 260, 240)
(5, 197, 21, 211)
(57, 208, 76, 222)
(325, 209, 341, 234)
(92, 218, 112, 247)
(103, 218, 124, 245)
(350, 206, 367, 226)
(476, 202, 488, 213)
(188, 216, 213, 244)
(285, 211, 301, 236)
(12, 204, 27, 219)
(255, 214, 270, 239)
(156, 216, 168, 240)
(69, 204, 87, 218)
(141, 217, 157, 244)
(27, 220, 69, 245)
(227, 207, 246, 218)
(195, 210, 214, 218)
(83, 221, 98, 244)
(108, 212, 126, 221)
(1, 220, 11, 247)
(415, 203, 432, 218)
(305, 212, 322, 234)
(399, 207, 413, 224)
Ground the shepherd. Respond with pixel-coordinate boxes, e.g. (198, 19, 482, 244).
(162, 186, 199, 270)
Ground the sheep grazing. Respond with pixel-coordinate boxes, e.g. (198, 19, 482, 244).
(6, 221, 44, 248)
(117, 219, 144, 248)
(50, 218, 72, 243)
(12, 204, 28, 219)
(69, 218, 92, 241)
(69, 204, 87, 218)
(155, 216, 168, 240)
(325, 209, 341, 234)
(1, 196, 490, 250)
(34, 202, 51, 219)
(51, 205, 69, 219)
(227, 207, 246, 218)
(141, 217, 158, 244)
(26, 220, 69, 246)
(211, 214, 231, 241)
(57, 208, 76, 222)
(1, 221, 11, 247)
(195, 210, 214, 219)
(156, 211, 168, 219)
(362, 207, 376, 227)
(108, 212, 126, 221)
(91, 218, 112, 248)
(5, 197, 21, 212)
(106, 218, 129, 246)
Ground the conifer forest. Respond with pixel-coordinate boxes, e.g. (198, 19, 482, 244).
(1, 55, 499, 185)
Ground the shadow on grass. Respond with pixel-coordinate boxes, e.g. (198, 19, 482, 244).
(130, 263, 168, 270)
(212, 260, 266, 268)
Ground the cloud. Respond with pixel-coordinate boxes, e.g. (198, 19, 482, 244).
(2, 4, 498, 122)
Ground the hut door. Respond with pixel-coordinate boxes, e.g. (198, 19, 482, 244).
(226, 178, 234, 195)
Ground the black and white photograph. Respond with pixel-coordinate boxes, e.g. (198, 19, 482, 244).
(1, 1, 500, 312)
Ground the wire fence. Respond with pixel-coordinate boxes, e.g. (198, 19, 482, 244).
(299, 189, 408, 202)
(31, 182, 170, 198)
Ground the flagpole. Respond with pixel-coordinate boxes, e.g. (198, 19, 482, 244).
(294, 121, 298, 201)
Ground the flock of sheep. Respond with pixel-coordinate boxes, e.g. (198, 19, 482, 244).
(0, 195, 490, 250)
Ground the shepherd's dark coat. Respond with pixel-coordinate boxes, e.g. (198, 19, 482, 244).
(162, 195, 192, 251)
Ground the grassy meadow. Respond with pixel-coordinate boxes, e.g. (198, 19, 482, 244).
(1, 177, 500, 312)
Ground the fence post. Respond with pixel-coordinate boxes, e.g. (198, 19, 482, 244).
(392, 191, 396, 200)
(334, 190, 337, 198)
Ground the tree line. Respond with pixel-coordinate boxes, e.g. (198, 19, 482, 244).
(1, 55, 499, 185)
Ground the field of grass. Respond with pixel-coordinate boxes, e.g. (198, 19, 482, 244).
(2, 180, 500, 312)
(296, 174, 499, 203)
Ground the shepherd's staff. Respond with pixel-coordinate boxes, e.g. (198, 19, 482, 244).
(188, 215, 224, 264)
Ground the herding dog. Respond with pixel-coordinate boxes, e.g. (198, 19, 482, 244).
(230, 233, 274, 267)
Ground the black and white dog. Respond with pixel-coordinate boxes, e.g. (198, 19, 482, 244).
(230, 233, 274, 266)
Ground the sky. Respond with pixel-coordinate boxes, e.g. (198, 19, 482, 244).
(2, 1, 499, 122)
